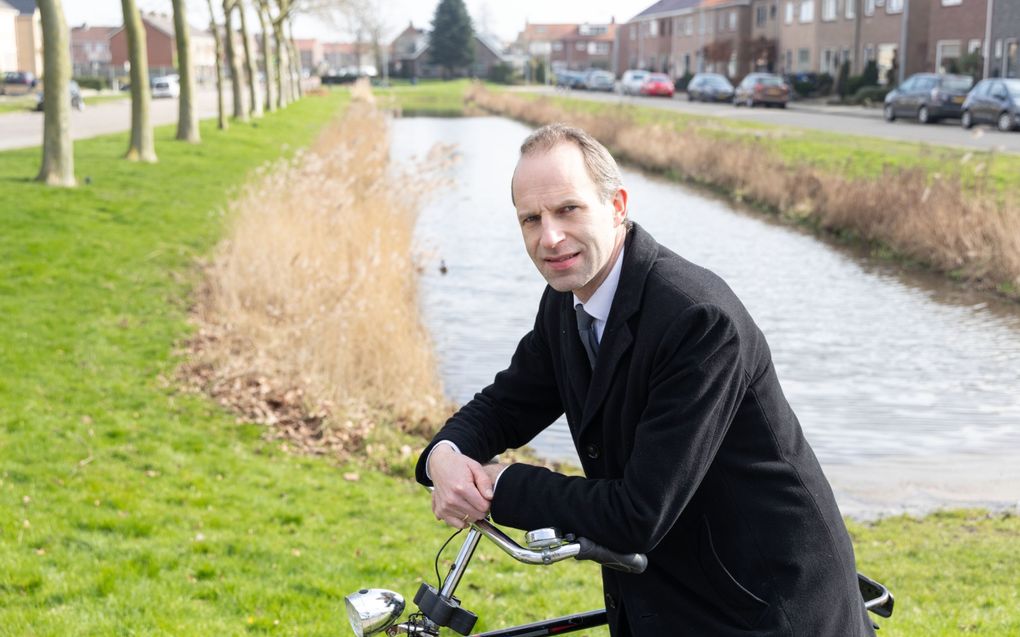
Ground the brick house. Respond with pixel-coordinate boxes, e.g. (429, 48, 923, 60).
(390, 22, 428, 77)
(70, 24, 119, 77)
(988, 0, 1020, 77)
(0, 0, 18, 73)
(110, 12, 217, 85)
(515, 21, 617, 73)
(749, 0, 782, 71)
(7, 0, 41, 75)
(401, 32, 509, 79)
(616, 0, 692, 74)
(926, 0, 987, 73)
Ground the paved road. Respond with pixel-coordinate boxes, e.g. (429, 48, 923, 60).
(0, 89, 222, 151)
(516, 86, 1020, 154)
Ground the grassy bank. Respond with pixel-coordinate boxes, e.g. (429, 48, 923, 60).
(2, 85, 1018, 636)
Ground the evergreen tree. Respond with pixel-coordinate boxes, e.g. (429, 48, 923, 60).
(429, 0, 473, 79)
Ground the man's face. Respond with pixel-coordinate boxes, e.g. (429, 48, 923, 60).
(512, 142, 627, 302)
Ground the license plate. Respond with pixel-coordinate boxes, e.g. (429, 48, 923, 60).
(952, 96, 964, 104)
(767, 88, 781, 96)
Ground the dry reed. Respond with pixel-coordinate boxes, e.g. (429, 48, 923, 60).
(184, 80, 452, 457)
(467, 84, 1020, 297)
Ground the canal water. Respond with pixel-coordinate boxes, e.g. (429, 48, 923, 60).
(393, 116, 1020, 516)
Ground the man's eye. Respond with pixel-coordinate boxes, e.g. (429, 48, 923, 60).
(521, 215, 539, 225)
(561, 205, 578, 213)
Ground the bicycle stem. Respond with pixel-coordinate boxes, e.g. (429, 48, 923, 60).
(439, 527, 482, 599)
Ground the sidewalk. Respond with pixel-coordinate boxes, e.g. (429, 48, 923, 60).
(790, 97, 885, 120)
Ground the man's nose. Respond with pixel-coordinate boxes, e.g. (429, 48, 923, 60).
(540, 218, 565, 249)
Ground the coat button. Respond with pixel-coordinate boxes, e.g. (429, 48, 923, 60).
(585, 443, 600, 459)
(605, 593, 616, 609)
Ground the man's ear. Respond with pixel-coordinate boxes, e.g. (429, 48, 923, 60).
(612, 187, 628, 226)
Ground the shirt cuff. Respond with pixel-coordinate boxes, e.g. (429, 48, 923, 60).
(424, 440, 461, 480)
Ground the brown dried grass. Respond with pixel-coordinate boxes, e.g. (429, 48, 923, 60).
(183, 81, 452, 459)
(467, 84, 1020, 296)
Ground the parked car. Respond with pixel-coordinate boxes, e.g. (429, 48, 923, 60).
(34, 80, 84, 111)
(555, 70, 586, 90)
(686, 73, 734, 102)
(883, 73, 973, 124)
(584, 69, 616, 92)
(640, 73, 675, 98)
(151, 75, 180, 98)
(961, 78, 1020, 132)
(620, 69, 650, 95)
(1, 71, 37, 96)
(733, 73, 789, 107)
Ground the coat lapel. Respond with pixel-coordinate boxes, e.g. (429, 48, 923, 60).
(578, 224, 658, 438)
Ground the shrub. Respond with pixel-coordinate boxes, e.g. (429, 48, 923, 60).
(861, 60, 879, 87)
(836, 60, 851, 98)
(846, 85, 889, 105)
(73, 76, 109, 91)
(487, 62, 515, 85)
(674, 72, 694, 91)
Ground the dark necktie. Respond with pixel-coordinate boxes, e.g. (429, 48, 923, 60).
(575, 304, 599, 369)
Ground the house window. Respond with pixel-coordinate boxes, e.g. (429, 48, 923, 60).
(968, 39, 981, 54)
(878, 43, 897, 83)
(887, 0, 903, 12)
(822, 0, 836, 20)
(552, 41, 563, 51)
(798, 48, 810, 70)
(719, 12, 726, 31)
(864, 45, 874, 61)
(649, 19, 658, 37)
(756, 5, 767, 26)
(785, 2, 794, 24)
(729, 11, 737, 30)
(864, 0, 875, 15)
(940, 0, 962, 5)
(846, 0, 855, 18)
(936, 40, 961, 73)
(822, 48, 834, 73)
(686, 17, 693, 35)
(800, 0, 814, 23)
(785, 49, 792, 70)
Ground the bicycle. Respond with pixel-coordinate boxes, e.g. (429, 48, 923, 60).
(344, 514, 894, 636)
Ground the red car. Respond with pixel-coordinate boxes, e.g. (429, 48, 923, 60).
(640, 73, 675, 98)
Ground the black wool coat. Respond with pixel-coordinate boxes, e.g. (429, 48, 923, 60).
(416, 223, 875, 637)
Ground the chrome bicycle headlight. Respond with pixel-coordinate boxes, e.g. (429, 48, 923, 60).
(345, 588, 405, 636)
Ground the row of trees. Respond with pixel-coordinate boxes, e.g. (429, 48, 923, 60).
(35, 0, 308, 188)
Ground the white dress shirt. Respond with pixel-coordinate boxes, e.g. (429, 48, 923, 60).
(427, 246, 627, 491)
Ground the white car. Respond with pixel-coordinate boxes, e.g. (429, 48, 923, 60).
(151, 75, 180, 99)
(620, 69, 650, 96)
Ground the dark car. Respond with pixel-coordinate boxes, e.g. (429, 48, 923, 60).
(555, 70, 587, 89)
(734, 73, 789, 107)
(35, 80, 84, 112)
(883, 73, 974, 124)
(961, 78, 1020, 132)
(686, 73, 734, 102)
(1, 70, 37, 96)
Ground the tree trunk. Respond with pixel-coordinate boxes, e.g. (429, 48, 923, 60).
(237, 0, 262, 118)
(286, 19, 301, 99)
(36, 0, 75, 186)
(121, 0, 157, 162)
(172, 0, 200, 142)
(222, 0, 248, 121)
(256, 1, 275, 113)
(205, 0, 227, 130)
(272, 20, 289, 108)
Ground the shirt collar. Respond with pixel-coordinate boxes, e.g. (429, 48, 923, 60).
(573, 245, 625, 323)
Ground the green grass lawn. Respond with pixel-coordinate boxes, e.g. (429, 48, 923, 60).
(1, 85, 1018, 636)
(0, 95, 38, 114)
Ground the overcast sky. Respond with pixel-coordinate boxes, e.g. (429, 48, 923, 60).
(62, 0, 652, 43)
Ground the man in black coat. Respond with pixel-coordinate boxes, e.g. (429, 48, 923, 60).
(416, 124, 875, 636)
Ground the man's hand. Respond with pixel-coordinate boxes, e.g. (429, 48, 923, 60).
(429, 444, 495, 529)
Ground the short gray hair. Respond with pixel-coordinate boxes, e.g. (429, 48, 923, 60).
(512, 123, 623, 205)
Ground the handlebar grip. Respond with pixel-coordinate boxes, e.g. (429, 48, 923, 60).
(574, 537, 648, 574)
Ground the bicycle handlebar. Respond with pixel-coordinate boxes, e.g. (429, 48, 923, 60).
(574, 536, 648, 574)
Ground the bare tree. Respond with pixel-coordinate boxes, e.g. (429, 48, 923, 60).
(121, 0, 157, 162)
(237, 0, 262, 118)
(286, 17, 302, 98)
(36, 0, 75, 186)
(205, 0, 228, 129)
(307, 0, 389, 82)
(222, 0, 249, 121)
(255, 0, 276, 112)
(172, 0, 200, 142)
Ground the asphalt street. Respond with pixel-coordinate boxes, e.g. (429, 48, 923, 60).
(0, 88, 223, 151)
(516, 85, 1020, 154)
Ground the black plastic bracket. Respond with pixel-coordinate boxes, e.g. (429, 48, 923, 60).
(414, 583, 478, 636)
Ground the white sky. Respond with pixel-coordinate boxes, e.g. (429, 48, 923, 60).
(62, 0, 652, 44)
